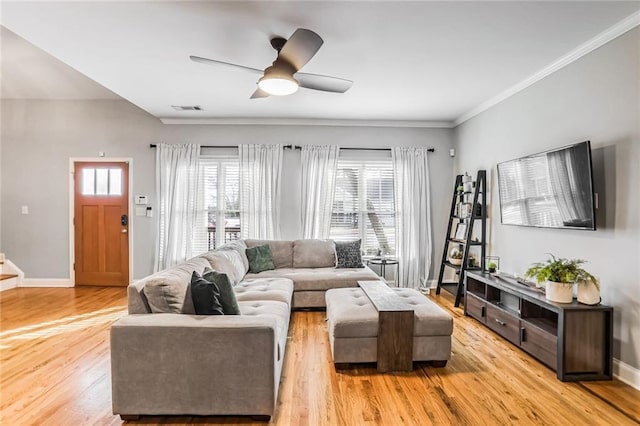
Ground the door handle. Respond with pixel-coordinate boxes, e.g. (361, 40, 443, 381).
(521, 327, 526, 342)
(121, 214, 128, 226)
(122, 229, 128, 233)
(494, 318, 506, 326)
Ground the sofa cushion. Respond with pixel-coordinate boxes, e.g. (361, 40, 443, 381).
(143, 257, 210, 314)
(244, 266, 379, 292)
(245, 239, 294, 269)
(335, 240, 364, 268)
(235, 277, 294, 307)
(238, 300, 290, 361)
(199, 248, 247, 286)
(246, 244, 276, 273)
(203, 268, 241, 315)
(191, 271, 225, 315)
(217, 240, 249, 272)
(292, 239, 336, 268)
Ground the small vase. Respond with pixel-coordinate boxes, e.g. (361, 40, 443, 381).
(545, 281, 573, 303)
(577, 280, 600, 305)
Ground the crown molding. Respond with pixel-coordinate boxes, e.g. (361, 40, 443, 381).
(159, 117, 454, 129)
(454, 10, 640, 127)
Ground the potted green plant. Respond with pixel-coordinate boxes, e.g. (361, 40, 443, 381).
(449, 248, 463, 266)
(524, 254, 599, 304)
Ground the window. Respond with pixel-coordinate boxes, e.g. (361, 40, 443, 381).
(330, 160, 396, 256)
(193, 157, 240, 254)
(81, 168, 122, 196)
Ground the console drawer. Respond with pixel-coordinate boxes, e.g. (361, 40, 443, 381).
(465, 293, 486, 324)
(486, 304, 520, 345)
(521, 321, 558, 370)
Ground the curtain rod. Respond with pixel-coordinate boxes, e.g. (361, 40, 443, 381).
(149, 144, 298, 150)
(149, 144, 434, 152)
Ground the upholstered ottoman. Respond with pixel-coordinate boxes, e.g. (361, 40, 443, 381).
(325, 287, 453, 367)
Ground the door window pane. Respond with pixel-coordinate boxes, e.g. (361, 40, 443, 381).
(96, 169, 109, 195)
(82, 168, 95, 195)
(109, 168, 122, 195)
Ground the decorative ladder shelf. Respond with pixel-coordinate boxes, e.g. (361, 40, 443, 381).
(436, 170, 487, 307)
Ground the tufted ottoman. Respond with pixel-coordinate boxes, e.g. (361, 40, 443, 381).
(325, 287, 453, 368)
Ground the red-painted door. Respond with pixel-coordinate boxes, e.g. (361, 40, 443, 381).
(74, 162, 129, 286)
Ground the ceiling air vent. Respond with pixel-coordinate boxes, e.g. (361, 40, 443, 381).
(171, 105, 202, 111)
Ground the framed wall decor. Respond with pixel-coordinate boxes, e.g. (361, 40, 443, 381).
(454, 222, 467, 240)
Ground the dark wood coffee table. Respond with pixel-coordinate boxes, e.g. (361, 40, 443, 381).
(358, 280, 414, 372)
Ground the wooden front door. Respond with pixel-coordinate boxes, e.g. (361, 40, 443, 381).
(74, 162, 129, 286)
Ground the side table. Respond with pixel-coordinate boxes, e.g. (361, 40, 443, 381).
(367, 258, 399, 285)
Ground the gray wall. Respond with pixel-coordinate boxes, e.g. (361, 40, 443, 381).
(454, 28, 640, 369)
(0, 99, 454, 282)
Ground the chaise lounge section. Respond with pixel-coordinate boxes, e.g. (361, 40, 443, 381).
(111, 239, 379, 419)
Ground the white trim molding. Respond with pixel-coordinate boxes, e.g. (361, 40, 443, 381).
(454, 10, 640, 126)
(20, 278, 73, 288)
(613, 358, 640, 391)
(160, 117, 454, 128)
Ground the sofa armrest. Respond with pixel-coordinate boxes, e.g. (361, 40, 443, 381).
(111, 313, 278, 417)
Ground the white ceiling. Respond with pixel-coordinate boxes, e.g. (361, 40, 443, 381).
(1, 1, 639, 123)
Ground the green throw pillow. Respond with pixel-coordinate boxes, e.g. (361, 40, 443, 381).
(190, 271, 224, 316)
(203, 267, 241, 315)
(246, 244, 276, 273)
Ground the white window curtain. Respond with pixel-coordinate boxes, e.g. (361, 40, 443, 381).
(301, 145, 340, 239)
(154, 143, 201, 271)
(238, 144, 283, 240)
(392, 147, 432, 288)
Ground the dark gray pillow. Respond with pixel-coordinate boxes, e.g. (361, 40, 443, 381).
(190, 271, 224, 315)
(246, 244, 276, 273)
(203, 267, 241, 315)
(335, 240, 364, 268)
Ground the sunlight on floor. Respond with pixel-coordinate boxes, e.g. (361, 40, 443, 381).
(0, 306, 126, 348)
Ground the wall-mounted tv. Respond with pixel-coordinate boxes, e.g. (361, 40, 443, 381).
(497, 141, 595, 230)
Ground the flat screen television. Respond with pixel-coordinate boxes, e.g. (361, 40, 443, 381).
(497, 140, 595, 230)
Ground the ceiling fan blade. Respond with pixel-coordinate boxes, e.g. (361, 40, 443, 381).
(278, 29, 323, 71)
(295, 72, 353, 93)
(189, 55, 263, 75)
(250, 87, 270, 99)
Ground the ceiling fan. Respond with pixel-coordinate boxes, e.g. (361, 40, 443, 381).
(190, 28, 353, 99)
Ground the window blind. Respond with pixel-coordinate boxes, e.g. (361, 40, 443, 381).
(330, 159, 396, 256)
(193, 157, 240, 254)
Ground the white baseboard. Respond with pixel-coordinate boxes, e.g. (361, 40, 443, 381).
(613, 358, 640, 390)
(20, 278, 74, 288)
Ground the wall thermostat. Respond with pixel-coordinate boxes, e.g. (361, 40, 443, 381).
(135, 195, 148, 205)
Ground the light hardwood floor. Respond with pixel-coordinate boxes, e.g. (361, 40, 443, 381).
(1, 286, 638, 425)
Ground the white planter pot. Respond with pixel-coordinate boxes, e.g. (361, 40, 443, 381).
(577, 280, 600, 305)
(545, 281, 574, 303)
(449, 258, 462, 266)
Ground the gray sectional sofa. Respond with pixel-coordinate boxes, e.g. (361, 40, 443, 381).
(111, 239, 378, 419)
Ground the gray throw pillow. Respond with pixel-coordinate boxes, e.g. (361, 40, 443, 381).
(335, 239, 364, 268)
(190, 271, 224, 315)
(246, 244, 276, 273)
(203, 267, 241, 315)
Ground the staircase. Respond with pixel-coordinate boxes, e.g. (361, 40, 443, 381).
(0, 258, 23, 291)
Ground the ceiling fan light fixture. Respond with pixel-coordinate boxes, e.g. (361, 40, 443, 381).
(258, 66, 299, 96)
(258, 75, 298, 96)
